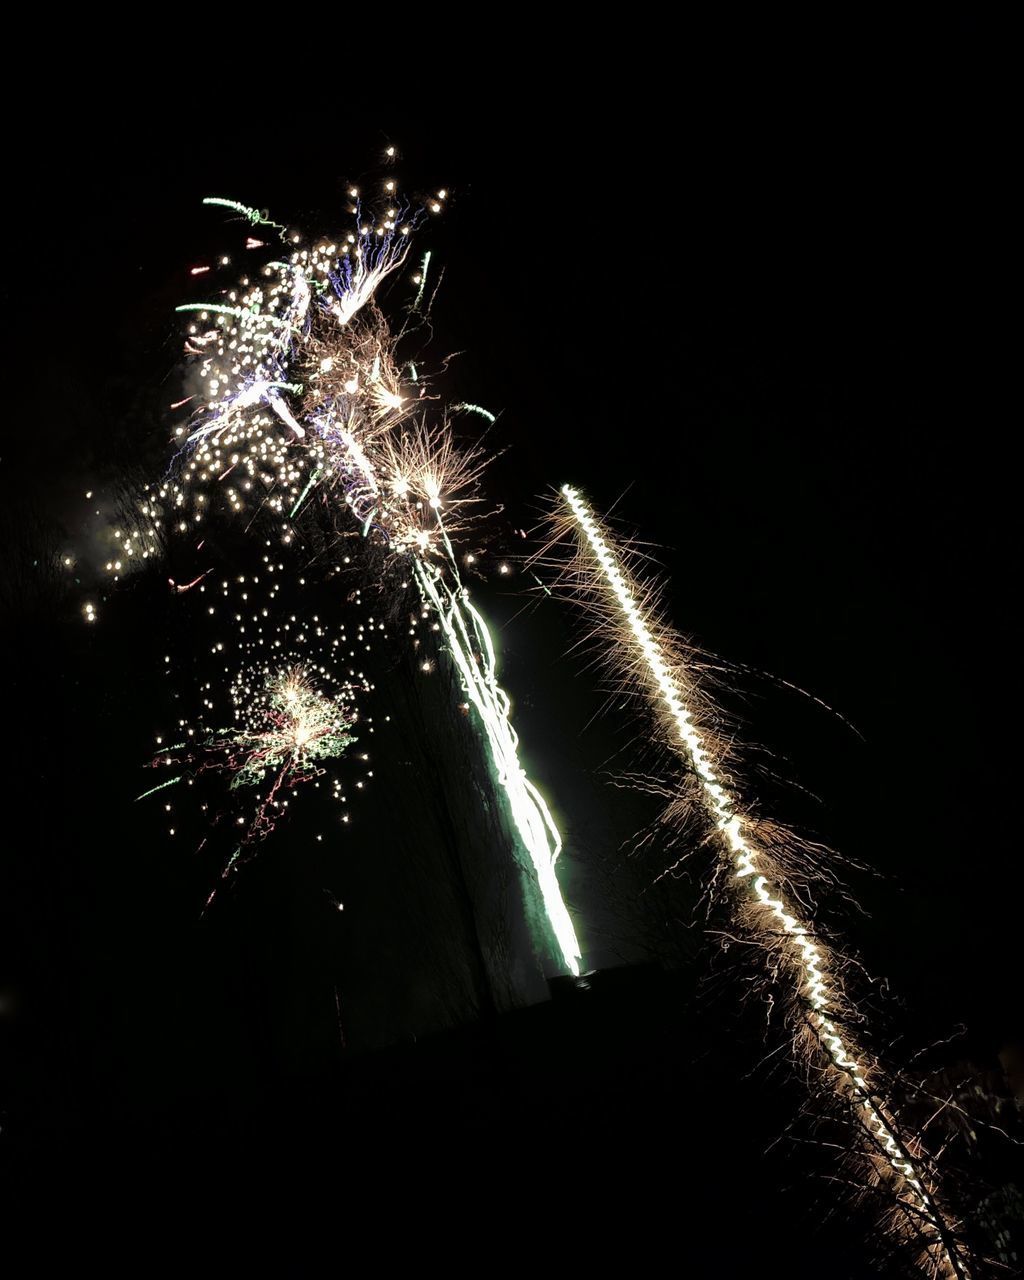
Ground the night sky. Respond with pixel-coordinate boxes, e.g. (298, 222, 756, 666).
(3, 28, 1019, 1274)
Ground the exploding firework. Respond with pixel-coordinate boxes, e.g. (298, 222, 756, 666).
(139, 556, 382, 906)
(544, 483, 970, 1278)
(142, 659, 363, 906)
(122, 163, 581, 974)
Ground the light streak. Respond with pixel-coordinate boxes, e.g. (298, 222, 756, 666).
(136, 776, 183, 800)
(414, 557, 581, 975)
(174, 302, 248, 319)
(452, 403, 496, 424)
(412, 250, 431, 309)
(202, 197, 285, 232)
(289, 467, 323, 519)
(169, 570, 212, 593)
(555, 483, 968, 1278)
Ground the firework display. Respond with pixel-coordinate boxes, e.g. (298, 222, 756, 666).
(77, 148, 992, 1271)
(125, 165, 580, 973)
(546, 484, 970, 1278)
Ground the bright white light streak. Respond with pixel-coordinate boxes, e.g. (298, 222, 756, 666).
(414, 558, 582, 977)
(558, 483, 965, 1278)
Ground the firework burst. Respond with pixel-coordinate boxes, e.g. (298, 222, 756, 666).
(139, 552, 382, 907)
(120, 162, 581, 974)
(143, 659, 362, 906)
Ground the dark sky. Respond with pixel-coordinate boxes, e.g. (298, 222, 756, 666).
(2, 27, 1018, 1272)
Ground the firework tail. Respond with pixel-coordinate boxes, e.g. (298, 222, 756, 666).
(413, 553, 581, 976)
(551, 483, 967, 1278)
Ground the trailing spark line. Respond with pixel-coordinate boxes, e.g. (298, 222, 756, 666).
(414, 556, 581, 975)
(554, 483, 967, 1279)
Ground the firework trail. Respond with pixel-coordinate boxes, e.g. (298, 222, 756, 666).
(123, 161, 581, 974)
(547, 483, 969, 1278)
(413, 554, 581, 975)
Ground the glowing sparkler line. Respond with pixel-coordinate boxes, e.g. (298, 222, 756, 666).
(452, 403, 497, 424)
(202, 197, 286, 232)
(557, 483, 966, 1277)
(412, 250, 431, 310)
(144, 665, 358, 849)
(290, 466, 323, 519)
(175, 302, 248, 319)
(414, 557, 581, 976)
(136, 775, 183, 800)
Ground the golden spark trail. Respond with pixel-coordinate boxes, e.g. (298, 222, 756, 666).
(556, 483, 967, 1279)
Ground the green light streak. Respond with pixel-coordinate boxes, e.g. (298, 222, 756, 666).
(452, 403, 496, 424)
(136, 775, 183, 801)
(413, 557, 582, 975)
(289, 466, 323, 519)
(175, 302, 248, 318)
(202, 197, 286, 232)
(412, 250, 431, 309)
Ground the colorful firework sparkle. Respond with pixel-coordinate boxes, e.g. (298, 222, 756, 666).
(123, 160, 580, 972)
(140, 559, 382, 906)
(145, 660, 357, 820)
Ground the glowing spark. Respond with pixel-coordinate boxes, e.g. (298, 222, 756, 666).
(175, 301, 249, 320)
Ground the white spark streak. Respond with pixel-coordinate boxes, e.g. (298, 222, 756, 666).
(415, 558, 582, 976)
(558, 483, 965, 1277)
